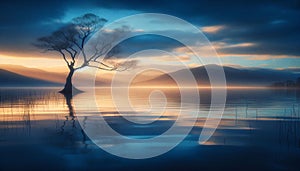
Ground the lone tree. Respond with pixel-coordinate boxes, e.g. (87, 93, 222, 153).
(35, 13, 135, 94)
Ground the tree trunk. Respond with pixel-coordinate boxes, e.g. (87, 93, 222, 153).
(59, 63, 75, 95)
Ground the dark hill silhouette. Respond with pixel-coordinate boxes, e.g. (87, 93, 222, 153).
(135, 65, 300, 86)
(0, 65, 112, 87)
(0, 69, 62, 87)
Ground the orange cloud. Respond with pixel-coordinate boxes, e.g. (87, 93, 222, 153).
(152, 55, 191, 62)
(224, 42, 255, 48)
(201, 25, 225, 33)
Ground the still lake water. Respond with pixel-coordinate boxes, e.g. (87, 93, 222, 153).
(0, 87, 299, 170)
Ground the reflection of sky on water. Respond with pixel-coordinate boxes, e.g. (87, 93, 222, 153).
(0, 88, 300, 170)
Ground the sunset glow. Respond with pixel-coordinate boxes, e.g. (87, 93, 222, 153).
(1, 1, 300, 170)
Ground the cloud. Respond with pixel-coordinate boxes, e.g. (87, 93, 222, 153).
(0, 1, 72, 55)
(90, 0, 300, 57)
(151, 55, 191, 62)
(1, 0, 300, 61)
(201, 25, 225, 33)
(0, 1, 67, 27)
(111, 33, 184, 58)
(206, 22, 300, 56)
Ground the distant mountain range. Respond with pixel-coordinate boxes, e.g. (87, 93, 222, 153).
(0, 69, 62, 87)
(0, 65, 111, 87)
(134, 65, 300, 87)
(1, 65, 299, 87)
(0, 64, 67, 83)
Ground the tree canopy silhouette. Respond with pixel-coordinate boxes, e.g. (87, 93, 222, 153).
(35, 13, 136, 94)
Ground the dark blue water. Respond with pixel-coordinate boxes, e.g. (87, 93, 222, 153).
(0, 87, 299, 171)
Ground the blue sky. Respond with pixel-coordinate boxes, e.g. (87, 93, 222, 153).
(0, 0, 300, 70)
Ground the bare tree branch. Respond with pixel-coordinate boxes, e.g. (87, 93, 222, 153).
(59, 50, 70, 66)
(35, 13, 137, 75)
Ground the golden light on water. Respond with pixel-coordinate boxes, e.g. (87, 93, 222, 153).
(98, 86, 270, 89)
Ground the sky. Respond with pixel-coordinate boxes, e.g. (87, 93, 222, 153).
(0, 0, 300, 71)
